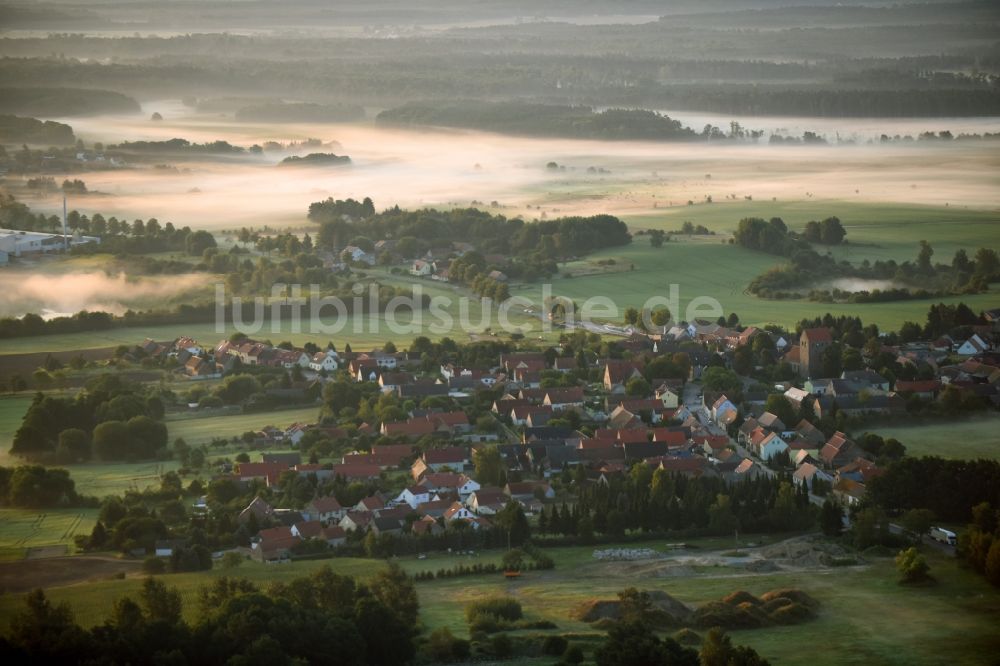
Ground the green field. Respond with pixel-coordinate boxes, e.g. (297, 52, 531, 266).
(869, 415, 1000, 460)
(0, 539, 997, 665)
(0, 508, 97, 560)
(625, 201, 999, 266)
(519, 237, 999, 331)
(0, 395, 32, 453)
(165, 405, 320, 446)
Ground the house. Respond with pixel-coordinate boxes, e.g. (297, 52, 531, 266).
(792, 463, 833, 491)
(756, 411, 787, 433)
(750, 430, 790, 462)
(396, 484, 432, 509)
(342, 245, 375, 265)
(154, 539, 185, 557)
(339, 511, 373, 532)
(443, 501, 477, 524)
(800, 327, 832, 378)
(487, 270, 509, 282)
(371, 516, 405, 536)
(841, 369, 891, 392)
(236, 462, 287, 487)
(543, 387, 585, 411)
(184, 356, 219, 378)
(604, 360, 643, 393)
(304, 496, 344, 522)
(381, 419, 440, 439)
(238, 496, 275, 524)
(819, 431, 859, 469)
(504, 481, 554, 501)
(253, 527, 301, 562)
(308, 351, 339, 372)
(731, 458, 767, 481)
(894, 379, 941, 399)
(421, 446, 469, 472)
(957, 334, 990, 356)
(784, 387, 810, 409)
(410, 259, 433, 276)
(793, 419, 826, 447)
(711, 395, 738, 425)
(330, 462, 382, 481)
(656, 385, 681, 409)
(466, 488, 509, 515)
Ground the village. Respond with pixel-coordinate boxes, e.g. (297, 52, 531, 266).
(127, 307, 1000, 564)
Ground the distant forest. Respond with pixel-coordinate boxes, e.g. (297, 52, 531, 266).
(0, 0, 997, 119)
(377, 103, 697, 140)
(0, 87, 140, 117)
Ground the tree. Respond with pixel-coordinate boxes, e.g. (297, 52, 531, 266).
(625, 376, 651, 396)
(473, 445, 505, 486)
(974, 247, 999, 278)
(8, 589, 89, 660)
(819, 217, 846, 245)
(501, 548, 525, 572)
(900, 509, 935, 543)
(185, 229, 216, 255)
(495, 501, 531, 547)
(92, 420, 130, 460)
(354, 596, 415, 666)
(819, 498, 843, 537)
(764, 394, 796, 428)
(985, 540, 1000, 586)
(895, 547, 931, 584)
(917, 240, 934, 274)
(370, 561, 419, 627)
(699, 627, 770, 666)
(56, 428, 90, 462)
(595, 618, 698, 666)
(139, 577, 182, 625)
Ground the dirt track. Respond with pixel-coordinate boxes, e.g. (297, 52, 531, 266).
(0, 555, 141, 594)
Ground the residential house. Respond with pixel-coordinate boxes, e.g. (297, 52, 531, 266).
(819, 431, 859, 469)
(711, 395, 738, 426)
(304, 496, 344, 523)
(792, 463, 833, 491)
(238, 497, 274, 524)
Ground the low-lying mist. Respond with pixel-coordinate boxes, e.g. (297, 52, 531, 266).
(24, 103, 1000, 232)
(0, 271, 206, 319)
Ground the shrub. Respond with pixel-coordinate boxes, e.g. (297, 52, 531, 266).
(426, 627, 470, 662)
(542, 635, 568, 656)
(143, 556, 166, 575)
(490, 633, 512, 658)
(465, 596, 523, 624)
(563, 644, 585, 664)
(220, 551, 243, 569)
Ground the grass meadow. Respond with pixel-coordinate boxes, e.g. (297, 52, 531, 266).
(868, 415, 1000, 460)
(518, 237, 999, 331)
(0, 539, 997, 665)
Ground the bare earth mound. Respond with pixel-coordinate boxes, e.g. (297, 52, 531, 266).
(572, 590, 693, 625)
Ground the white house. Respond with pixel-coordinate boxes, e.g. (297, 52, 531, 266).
(395, 484, 431, 509)
(792, 463, 833, 491)
(658, 386, 680, 409)
(457, 475, 481, 498)
(757, 432, 790, 462)
(342, 245, 375, 265)
(711, 395, 738, 425)
(309, 351, 339, 372)
(443, 502, 476, 523)
(957, 334, 990, 356)
(410, 259, 433, 277)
